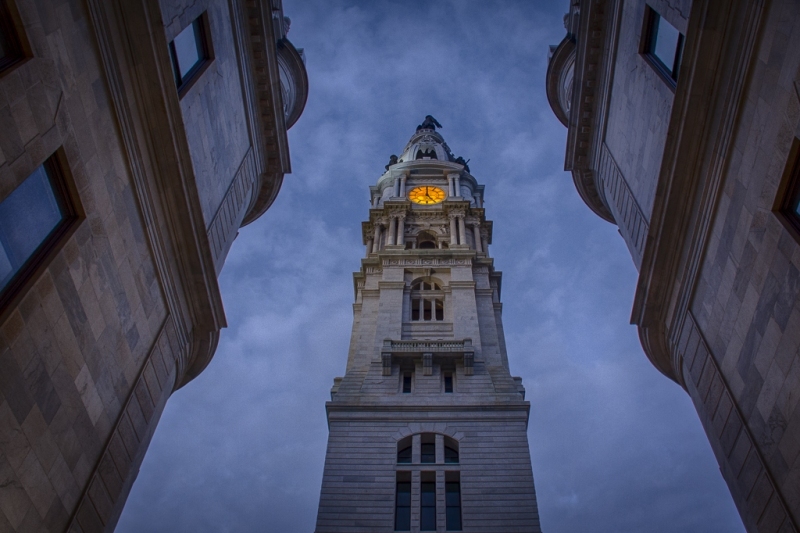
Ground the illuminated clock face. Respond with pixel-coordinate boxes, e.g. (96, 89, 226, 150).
(408, 186, 446, 205)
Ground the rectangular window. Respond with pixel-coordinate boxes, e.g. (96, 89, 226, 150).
(642, 5, 684, 87)
(423, 299, 432, 321)
(395, 474, 411, 532)
(435, 299, 444, 321)
(444, 373, 453, 393)
(411, 298, 420, 321)
(402, 373, 412, 394)
(421, 443, 435, 464)
(0, 0, 25, 74)
(168, 14, 211, 95)
(0, 153, 81, 310)
(774, 137, 800, 242)
(420, 479, 436, 531)
(445, 481, 462, 531)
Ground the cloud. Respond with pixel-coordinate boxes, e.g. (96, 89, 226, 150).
(117, 1, 744, 532)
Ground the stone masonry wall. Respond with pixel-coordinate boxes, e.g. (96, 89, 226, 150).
(688, 1, 800, 528)
(0, 0, 168, 530)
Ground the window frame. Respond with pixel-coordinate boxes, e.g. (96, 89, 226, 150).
(168, 13, 213, 97)
(774, 137, 800, 242)
(0, 0, 28, 76)
(641, 5, 684, 89)
(0, 150, 83, 314)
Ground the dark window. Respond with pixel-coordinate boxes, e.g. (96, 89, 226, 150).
(169, 15, 211, 94)
(435, 300, 444, 321)
(420, 481, 436, 531)
(776, 138, 800, 241)
(445, 482, 462, 531)
(445, 446, 458, 464)
(419, 240, 435, 249)
(397, 446, 412, 464)
(421, 443, 435, 464)
(0, 154, 80, 309)
(0, 0, 24, 73)
(444, 373, 453, 393)
(411, 299, 420, 321)
(395, 480, 411, 531)
(402, 373, 412, 393)
(642, 6, 684, 86)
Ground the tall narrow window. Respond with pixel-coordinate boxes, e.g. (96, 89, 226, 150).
(444, 373, 453, 393)
(0, 154, 81, 309)
(169, 14, 212, 95)
(410, 278, 444, 322)
(642, 6, 684, 86)
(445, 479, 462, 531)
(421, 434, 435, 463)
(420, 476, 436, 531)
(402, 373, 412, 394)
(395, 473, 411, 532)
(397, 437, 412, 464)
(0, 0, 25, 74)
(776, 138, 800, 242)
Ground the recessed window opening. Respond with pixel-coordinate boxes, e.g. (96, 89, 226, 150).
(775, 137, 800, 242)
(0, 0, 25, 73)
(444, 445, 459, 464)
(420, 473, 436, 531)
(444, 372, 453, 393)
(395, 472, 412, 531)
(642, 6, 684, 86)
(169, 14, 211, 94)
(421, 434, 436, 463)
(445, 472, 462, 531)
(0, 153, 81, 309)
(410, 278, 444, 322)
(402, 373, 412, 393)
(397, 436, 412, 464)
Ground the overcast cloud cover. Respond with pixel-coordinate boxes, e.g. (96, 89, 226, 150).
(117, 1, 745, 531)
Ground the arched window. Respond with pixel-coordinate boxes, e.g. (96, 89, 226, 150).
(397, 436, 412, 464)
(421, 434, 436, 463)
(410, 278, 444, 322)
(444, 436, 459, 464)
(417, 230, 437, 249)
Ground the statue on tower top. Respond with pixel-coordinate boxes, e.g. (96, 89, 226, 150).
(416, 115, 443, 131)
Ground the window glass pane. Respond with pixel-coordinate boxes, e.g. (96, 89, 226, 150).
(420, 482, 436, 531)
(446, 482, 462, 530)
(444, 375, 453, 393)
(395, 482, 411, 531)
(421, 443, 435, 463)
(653, 15, 680, 73)
(173, 21, 201, 79)
(0, 165, 63, 288)
(403, 374, 411, 393)
(397, 446, 412, 464)
(445, 446, 458, 463)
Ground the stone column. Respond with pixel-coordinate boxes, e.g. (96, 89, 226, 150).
(393, 176, 400, 197)
(396, 214, 405, 246)
(449, 215, 458, 245)
(366, 238, 374, 256)
(458, 216, 467, 246)
(387, 216, 397, 246)
(373, 224, 381, 252)
(454, 175, 461, 197)
(481, 235, 488, 254)
(399, 175, 407, 197)
(447, 173, 456, 197)
(473, 224, 482, 253)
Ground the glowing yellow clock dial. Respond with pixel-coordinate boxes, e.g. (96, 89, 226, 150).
(408, 186, 446, 205)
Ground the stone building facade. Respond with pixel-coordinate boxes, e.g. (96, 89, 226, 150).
(315, 120, 542, 532)
(547, 0, 800, 531)
(0, 0, 306, 531)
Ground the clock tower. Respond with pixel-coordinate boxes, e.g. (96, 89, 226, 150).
(314, 118, 542, 532)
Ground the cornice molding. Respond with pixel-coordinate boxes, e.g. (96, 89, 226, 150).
(239, 0, 292, 226)
(545, 35, 576, 127)
(563, 0, 622, 224)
